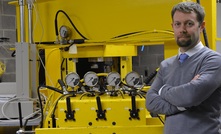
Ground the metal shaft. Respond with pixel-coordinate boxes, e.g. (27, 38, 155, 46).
(18, 0, 26, 42)
(27, 2, 33, 44)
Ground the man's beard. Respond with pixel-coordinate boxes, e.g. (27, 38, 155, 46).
(177, 38, 192, 47)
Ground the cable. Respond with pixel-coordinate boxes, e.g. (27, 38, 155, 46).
(54, 10, 88, 40)
(51, 94, 70, 116)
(150, 113, 165, 124)
(79, 92, 93, 100)
(60, 58, 66, 81)
(37, 84, 63, 128)
(25, 0, 56, 88)
(137, 92, 146, 99)
(144, 68, 159, 85)
(111, 31, 145, 39)
(1, 97, 39, 120)
(32, 0, 44, 43)
(45, 94, 72, 128)
(109, 29, 174, 41)
(117, 89, 125, 99)
(196, 0, 209, 48)
(33, 1, 57, 87)
(37, 83, 73, 128)
(37, 86, 44, 128)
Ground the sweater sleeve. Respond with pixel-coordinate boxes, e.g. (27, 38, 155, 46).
(160, 54, 221, 107)
(146, 65, 180, 115)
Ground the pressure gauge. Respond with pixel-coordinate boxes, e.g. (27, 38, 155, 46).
(84, 71, 99, 87)
(59, 25, 71, 38)
(107, 72, 121, 86)
(65, 72, 80, 87)
(125, 71, 140, 87)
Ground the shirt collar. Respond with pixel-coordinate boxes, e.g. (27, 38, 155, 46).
(178, 41, 204, 57)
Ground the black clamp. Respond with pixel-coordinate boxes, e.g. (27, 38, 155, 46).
(64, 97, 75, 121)
(129, 95, 140, 120)
(96, 96, 106, 120)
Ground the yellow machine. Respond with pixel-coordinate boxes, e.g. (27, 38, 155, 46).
(7, 0, 217, 133)
(0, 62, 6, 77)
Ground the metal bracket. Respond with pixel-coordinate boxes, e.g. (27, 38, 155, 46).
(96, 96, 106, 120)
(129, 95, 140, 120)
(64, 97, 75, 121)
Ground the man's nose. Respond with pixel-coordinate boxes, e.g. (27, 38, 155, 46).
(180, 25, 187, 33)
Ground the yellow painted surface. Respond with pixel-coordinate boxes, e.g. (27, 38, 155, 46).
(199, 0, 217, 50)
(12, 0, 215, 85)
(35, 126, 163, 134)
(120, 56, 133, 80)
(56, 96, 146, 127)
(41, 94, 164, 134)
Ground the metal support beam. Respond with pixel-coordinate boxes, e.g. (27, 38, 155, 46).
(15, 42, 30, 97)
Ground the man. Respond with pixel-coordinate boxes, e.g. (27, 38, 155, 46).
(146, 1, 221, 134)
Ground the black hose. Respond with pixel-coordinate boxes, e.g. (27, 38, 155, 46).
(196, 0, 209, 48)
(111, 31, 144, 39)
(34, 41, 55, 44)
(18, 102, 23, 129)
(11, 51, 16, 57)
(60, 58, 66, 81)
(202, 27, 209, 48)
(54, 10, 88, 40)
(37, 85, 63, 128)
(144, 68, 158, 85)
(37, 86, 44, 128)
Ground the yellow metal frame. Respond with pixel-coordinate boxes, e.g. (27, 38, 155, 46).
(0, 62, 6, 76)
(36, 126, 163, 134)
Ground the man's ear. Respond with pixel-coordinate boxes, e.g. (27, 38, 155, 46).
(200, 21, 205, 32)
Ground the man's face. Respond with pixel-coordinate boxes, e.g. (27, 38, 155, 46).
(172, 11, 205, 51)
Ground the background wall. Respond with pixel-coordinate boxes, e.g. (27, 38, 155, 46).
(133, 45, 164, 79)
(0, 0, 16, 82)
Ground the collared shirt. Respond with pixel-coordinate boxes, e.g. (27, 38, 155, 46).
(178, 41, 205, 57)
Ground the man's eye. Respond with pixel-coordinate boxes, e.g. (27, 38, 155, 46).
(174, 23, 180, 27)
(186, 22, 194, 27)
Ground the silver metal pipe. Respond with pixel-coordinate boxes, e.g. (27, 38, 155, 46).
(27, 2, 33, 44)
(18, 0, 26, 42)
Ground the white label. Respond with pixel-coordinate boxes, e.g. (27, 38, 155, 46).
(69, 44, 77, 54)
